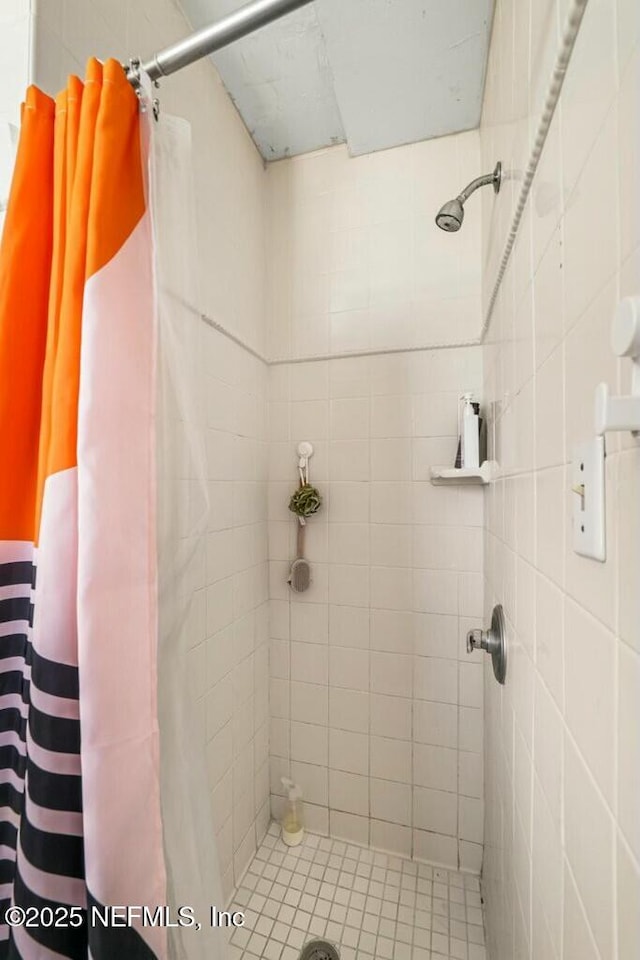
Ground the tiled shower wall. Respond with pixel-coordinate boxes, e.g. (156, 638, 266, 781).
(266, 131, 489, 872)
(0, 2, 30, 123)
(267, 347, 485, 873)
(200, 328, 270, 899)
(480, 0, 639, 958)
(266, 132, 482, 361)
(0, 3, 30, 236)
(30, 0, 272, 901)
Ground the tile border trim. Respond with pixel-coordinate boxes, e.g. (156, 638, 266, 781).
(480, 0, 590, 341)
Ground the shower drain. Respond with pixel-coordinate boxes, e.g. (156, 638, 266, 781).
(298, 938, 340, 960)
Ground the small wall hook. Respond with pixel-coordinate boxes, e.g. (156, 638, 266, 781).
(594, 297, 640, 438)
(296, 441, 314, 485)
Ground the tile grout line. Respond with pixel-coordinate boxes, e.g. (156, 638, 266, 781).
(229, 825, 487, 960)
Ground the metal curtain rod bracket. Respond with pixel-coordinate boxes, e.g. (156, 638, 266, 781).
(126, 0, 314, 89)
(126, 58, 161, 120)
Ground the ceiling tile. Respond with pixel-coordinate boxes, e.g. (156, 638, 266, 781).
(178, 0, 495, 160)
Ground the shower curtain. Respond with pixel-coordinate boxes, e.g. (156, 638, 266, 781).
(0, 59, 221, 960)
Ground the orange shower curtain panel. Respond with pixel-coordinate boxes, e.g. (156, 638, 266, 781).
(0, 61, 166, 958)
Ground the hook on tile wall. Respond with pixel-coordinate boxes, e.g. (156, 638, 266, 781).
(595, 297, 640, 438)
(297, 441, 314, 486)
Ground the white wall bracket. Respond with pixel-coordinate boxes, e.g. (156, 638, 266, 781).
(595, 296, 640, 438)
(594, 384, 640, 437)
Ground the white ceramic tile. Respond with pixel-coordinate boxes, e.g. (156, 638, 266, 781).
(564, 598, 616, 802)
(458, 707, 482, 756)
(369, 779, 412, 827)
(370, 609, 414, 655)
(370, 652, 413, 698)
(329, 729, 369, 776)
(617, 834, 640, 960)
(329, 810, 369, 846)
(563, 735, 614, 958)
(563, 111, 619, 332)
(290, 602, 328, 645)
(617, 447, 640, 654)
(229, 816, 485, 960)
(414, 658, 459, 706)
(291, 642, 328, 686)
(561, 0, 617, 196)
(413, 700, 458, 749)
(413, 788, 457, 836)
(291, 682, 328, 727)
(535, 345, 565, 469)
(371, 482, 413, 525)
(370, 820, 412, 858)
(413, 613, 459, 660)
(291, 722, 328, 767)
(370, 524, 412, 568)
(370, 396, 413, 439)
(328, 482, 370, 523)
(534, 570, 565, 709)
(458, 797, 483, 844)
(618, 642, 640, 862)
(413, 570, 459, 616)
(414, 743, 458, 793)
(413, 829, 458, 871)
(329, 398, 370, 440)
(328, 604, 370, 650)
(328, 648, 369, 692)
(329, 441, 370, 482)
(458, 752, 483, 800)
(289, 361, 328, 402)
(369, 694, 412, 742)
(535, 468, 566, 589)
(562, 865, 600, 960)
(328, 564, 370, 608)
(328, 688, 369, 735)
(328, 524, 370, 566)
(370, 737, 411, 784)
(532, 678, 562, 830)
(531, 775, 563, 953)
(371, 439, 412, 481)
(329, 770, 369, 817)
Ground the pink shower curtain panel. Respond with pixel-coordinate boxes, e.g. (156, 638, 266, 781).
(0, 60, 167, 958)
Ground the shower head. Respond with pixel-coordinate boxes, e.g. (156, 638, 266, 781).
(435, 198, 465, 232)
(435, 161, 502, 233)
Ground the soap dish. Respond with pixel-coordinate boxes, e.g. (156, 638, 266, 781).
(429, 462, 492, 485)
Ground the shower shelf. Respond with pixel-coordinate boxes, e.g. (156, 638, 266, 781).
(430, 462, 492, 485)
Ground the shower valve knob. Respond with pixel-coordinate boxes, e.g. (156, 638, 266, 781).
(466, 628, 488, 653)
(465, 605, 507, 685)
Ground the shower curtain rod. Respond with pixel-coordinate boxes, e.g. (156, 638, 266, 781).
(128, 0, 314, 84)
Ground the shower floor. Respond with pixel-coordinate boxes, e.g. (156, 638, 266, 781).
(228, 824, 487, 960)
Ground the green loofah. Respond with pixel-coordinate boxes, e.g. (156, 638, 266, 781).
(289, 483, 322, 519)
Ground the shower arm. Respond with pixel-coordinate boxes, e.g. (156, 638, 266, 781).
(127, 0, 314, 85)
(456, 163, 502, 204)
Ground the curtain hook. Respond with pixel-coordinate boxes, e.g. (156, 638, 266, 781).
(126, 57, 142, 91)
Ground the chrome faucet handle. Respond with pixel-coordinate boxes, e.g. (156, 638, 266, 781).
(466, 628, 487, 653)
(465, 605, 507, 685)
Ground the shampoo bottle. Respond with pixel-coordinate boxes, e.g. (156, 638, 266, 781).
(461, 393, 480, 468)
(280, 777, 304, 847)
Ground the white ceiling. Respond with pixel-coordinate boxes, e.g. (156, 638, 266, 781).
(179, 0, 495, 160)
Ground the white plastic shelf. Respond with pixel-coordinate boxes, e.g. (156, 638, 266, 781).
(429, 462, 492, 485)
